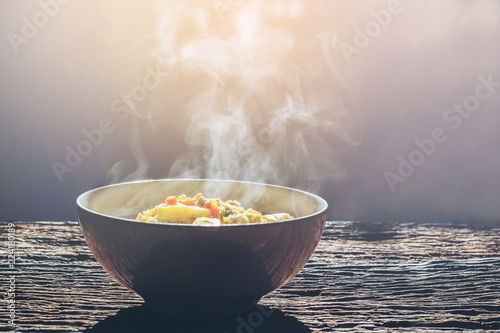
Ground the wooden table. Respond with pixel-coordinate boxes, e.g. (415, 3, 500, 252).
(1, 221, 500, 332)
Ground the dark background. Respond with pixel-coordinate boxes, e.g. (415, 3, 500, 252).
(1, 0, 499, 223)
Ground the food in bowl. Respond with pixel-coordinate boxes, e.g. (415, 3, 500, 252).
(137, 193, 293, 225)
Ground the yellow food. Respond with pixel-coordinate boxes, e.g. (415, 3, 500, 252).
(158, 205, 211, 220)
(136, 193, 293, 225)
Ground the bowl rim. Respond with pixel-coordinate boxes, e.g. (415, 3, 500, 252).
(76, 178, 328, 228)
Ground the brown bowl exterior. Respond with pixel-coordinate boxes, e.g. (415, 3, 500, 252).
(77, 179, 327, 317)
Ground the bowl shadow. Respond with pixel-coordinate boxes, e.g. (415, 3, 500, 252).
(85, 304, 313, 333)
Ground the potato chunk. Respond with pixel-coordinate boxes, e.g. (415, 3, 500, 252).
(157, 204, 211, 221)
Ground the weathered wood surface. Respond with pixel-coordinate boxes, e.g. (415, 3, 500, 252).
(1, 221, 500, 332)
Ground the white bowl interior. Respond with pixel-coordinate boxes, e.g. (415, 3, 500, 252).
(79, 180, 327, 221)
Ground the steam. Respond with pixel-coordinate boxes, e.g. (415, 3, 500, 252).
(110, 0, 360, 196)
(106, 122, 149, 184)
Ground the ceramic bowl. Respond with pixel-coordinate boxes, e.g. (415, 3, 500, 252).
(76, 179, 327, 317)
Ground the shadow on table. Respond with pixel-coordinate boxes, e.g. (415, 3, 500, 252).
(85, 304, 313, 333)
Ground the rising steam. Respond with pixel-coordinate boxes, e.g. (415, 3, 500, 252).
(111, 0, 360, 195)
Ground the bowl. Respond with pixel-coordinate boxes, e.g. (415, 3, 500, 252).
(76, 179, 327, 317)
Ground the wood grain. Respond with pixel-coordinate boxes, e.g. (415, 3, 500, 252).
(1, 221, 499, 332)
